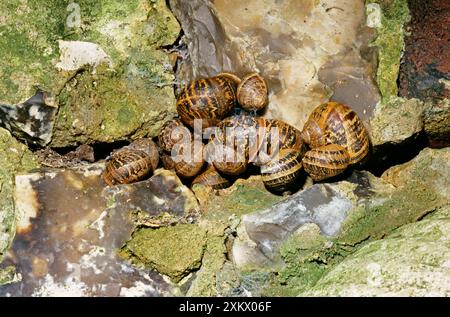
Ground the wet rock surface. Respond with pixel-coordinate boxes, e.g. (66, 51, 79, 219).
(0, 166, 198, 296)
(170, 0, 378, 129)
(0, 128, 39, 265)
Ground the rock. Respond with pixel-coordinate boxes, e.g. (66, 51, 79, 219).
(170, 0, 378, 129)
(299, 204, 450, 296)
(367, 0, 410, 100)
(124, 224, 208, 283)
(0, 91, 58, 146)
(232, 148, 449, 295)
(399, 0, 449, 101)
(0, 165, 198, 296)
(369, 97, 424, 146)
(0, 128, 39, 262)
(183, 176, 282, 296)
(423, 99, 450, 147)
(233, 184, 353, 268)
(0, 0, 180, 147)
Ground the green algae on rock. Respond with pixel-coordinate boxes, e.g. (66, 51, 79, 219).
(0, 128, 39, 262)
(124, 224, 207, 283)
(0, 0, 180, 147)
(369, 97, 424, 146)
(366, 0, 410, 100)
(299, 204, 450, 296)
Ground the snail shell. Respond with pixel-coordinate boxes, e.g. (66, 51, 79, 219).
(260, 148, 305, 193)
(172, 141, 205, 178)
(237, 73, 268, 112)
(176, 73, 240, 129)
(192, 165, 230, 189)
(158, 119, 187, 153)
(209, 143, 247, 176)
(213, 114, 263, 163)
(302, 144, 350, 181)
(301, 102, 369, 165)
(126, 138, 160, 171)
(103, 149, 154, 186)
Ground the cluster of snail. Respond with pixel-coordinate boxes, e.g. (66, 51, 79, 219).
(103, 72, 370, 194)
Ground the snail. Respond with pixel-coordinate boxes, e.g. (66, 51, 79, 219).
(209, 143, 248, 176)
(176, 73, 241, 129)
(158, 118, 187, 153)
(172, 141, 205, 178)
(302, 144, 350, 181)
(301, 102, 370, 181)
(237, 73, 268, 112)
(192, 165, 231, 189)
(260, 148, 305, 193)
(103, 139, 159, 186)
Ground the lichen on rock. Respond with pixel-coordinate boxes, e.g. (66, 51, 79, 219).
(0, 0, 181, 147)
(123, 224, 208, 283)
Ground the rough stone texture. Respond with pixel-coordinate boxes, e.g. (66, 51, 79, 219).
(299, 204, 450, 296)
(369, 97, 424, 146)
(0, 165, 198, 296)
(423, 99, 450, 148)
(399, 0, 449, 101)
(0, 128, 39, 263)
(124, 224, 208, 283)
(170, 0, 379, 130)
(0, 0, 180, 147)
(186, 176, 283, 296)
(367, 0, 410, 100)
(233, 148, 449, 296)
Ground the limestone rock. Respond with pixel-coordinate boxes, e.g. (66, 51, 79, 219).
(423, 99, 450, 147)
(124, 224, 208, 283)
(0, 165, 198, 296)
(0, 0, 180, 147)
(369, 97, 424, 146)
(299, 205, 450, 296)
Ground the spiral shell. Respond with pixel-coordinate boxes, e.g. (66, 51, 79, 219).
(301, 102, 369, 165)
(302, 144, 350, 181)
(260, 148, 305, 193)
(173, 141, 205, 178)
(237, 73, 268, 111)
(209, 144, 247, 176)
(103, 149, 154, 186)
(158, 119, 187, 153)
(192, 165, 230, 189)
(176, 73, 240, 129)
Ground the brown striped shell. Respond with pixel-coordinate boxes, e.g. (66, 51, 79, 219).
(301, 102, 369, 165)
(126, 138, 159, 171)
(158, 119, 187, 153)
(209, 144, 248, 176)
(192, 165, 230, 189)
(172, 141, 205, 178)
(213, 114, 264, 164)
(103, 149, 154, 186)
(176, 73, 240, 129)
(260, 148, 305, 193)
(237, 73, 268, 111)
(302, 144, 350, 181)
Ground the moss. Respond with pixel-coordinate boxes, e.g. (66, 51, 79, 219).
(0, 128, 39, 262)
(123, 224, 207, 283)
(367, 0, 410, 99)
(338, 182, 443, 245)
(186, 231, 227, 296)
(0, 0, 66, 104)
(0, 266, 18, 286)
